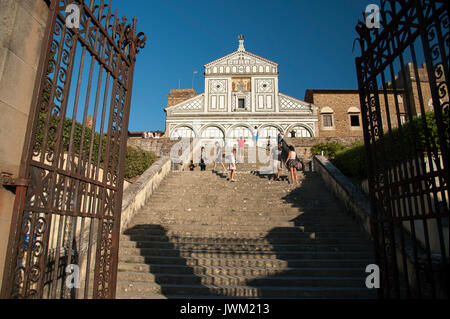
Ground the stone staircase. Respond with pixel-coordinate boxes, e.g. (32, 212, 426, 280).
(116, 153, 376, 299)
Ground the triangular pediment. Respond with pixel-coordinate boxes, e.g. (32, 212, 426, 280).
(165, 94, 205, 114)
(205, 50, 278, 67)
(205, 50, 278, 75)
(278, 93, 316, 114)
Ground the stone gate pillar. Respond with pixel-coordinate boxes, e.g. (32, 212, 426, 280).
(0, 0, 49, 288)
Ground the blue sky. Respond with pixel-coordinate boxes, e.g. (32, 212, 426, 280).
(113, 0, 372, 132)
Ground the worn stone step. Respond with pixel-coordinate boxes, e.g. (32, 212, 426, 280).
(118, 257, 373, 269)
(134, 211, 355, 220)
(128, 219, 360, 228)
(119, 242, 372, 256)
(119, 236, 371, 248)
(129, 220, 297, 227)
(115, 292, 167, 299)
(117, 271, 367, 288)
(121, 229, 368, 240)
(119, 249, 373, 262)
(115, 282, 376, 299)
(117, 263, 370, 278)
(124, 224, 363, 233)
(119, 231, 369, 243)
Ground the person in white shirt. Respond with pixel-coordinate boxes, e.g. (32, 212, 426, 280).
(228, 148, 237, 182)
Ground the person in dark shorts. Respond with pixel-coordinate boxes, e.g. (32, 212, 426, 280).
(285, 145, 298, 184)
(199, 147, 207, 171)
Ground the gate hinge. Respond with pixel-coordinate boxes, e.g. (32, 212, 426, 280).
(1, 172, 30, 188)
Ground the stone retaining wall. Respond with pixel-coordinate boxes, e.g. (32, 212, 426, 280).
(314, 155, 448, 297)
(313, 155, 372, 236)
(120, 156, 171, 232)
(127, 137, 179, 157)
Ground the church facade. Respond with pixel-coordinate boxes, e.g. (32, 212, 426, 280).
(164, 36, 319, 146)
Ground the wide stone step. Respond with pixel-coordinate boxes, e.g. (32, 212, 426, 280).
(120, 231, 369, 243)
(118, 257, 373, 269)
(128, 219, 360, 228)
(117, 271, 367, 288)
(119, 236, 371, 248)
(119, 242, 372, 256)
(124, 224, 363, 233)
(119, 249, 373, 261)
(117, 263, 369, 278)
(129, 219, 297, 227)
(115, 282, 376, 299)
(133, 211, 356, 221)
(115, 292, 167, 299)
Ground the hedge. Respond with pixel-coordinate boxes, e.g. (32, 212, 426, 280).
(332, 142, 367, 181)
(311, 141, 347, 159)
(124, 146, 156, 179)
(331, 112, 447, 182)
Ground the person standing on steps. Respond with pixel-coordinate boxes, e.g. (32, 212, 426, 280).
(213, 141, 226, 173)
(285, 145, 298, 184)
(199, 146, 207, 171)
(228, 148, 237, 182)
(237, 136, 246, 163)
(254, 126, 259, 147)
(266, 136, 272, 151)
(271, 142, 283, 181)
(277, 131, 284, 144)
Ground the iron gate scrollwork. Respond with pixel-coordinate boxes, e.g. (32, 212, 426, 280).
(1, 0, 146, 298)
(355, 0, 449, 298)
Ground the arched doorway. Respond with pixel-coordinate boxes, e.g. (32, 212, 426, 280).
(259, 125, 282, 147)
(287, 125, 313, 138)
(170, 126, 196, 139)
(228, 125, 254, 146)
(200, 126, 225, 144)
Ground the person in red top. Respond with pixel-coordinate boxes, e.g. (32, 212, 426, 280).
(237, 136, 246, 162)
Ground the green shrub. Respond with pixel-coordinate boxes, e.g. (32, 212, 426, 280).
(331, 112, 446, 182)
(332, 142, 367, 181)
(124, 146, 156, 179)
(311, 141, 347, 159)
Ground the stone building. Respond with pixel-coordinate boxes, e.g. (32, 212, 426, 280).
(304, 63, 436, 139)
(164, 36, 319, 146)
(163, 37, 435, 146)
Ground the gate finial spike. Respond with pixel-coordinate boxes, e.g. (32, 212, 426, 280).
(133, 16, 137, 31)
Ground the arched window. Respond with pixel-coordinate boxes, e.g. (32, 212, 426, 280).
(201, 126, 225, 140)
(229, 126, 253, 139)
(259, 126, 280, 140)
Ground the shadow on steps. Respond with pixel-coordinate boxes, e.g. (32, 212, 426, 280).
(245, 173, 376, 298)
(122, 224, 210, 297)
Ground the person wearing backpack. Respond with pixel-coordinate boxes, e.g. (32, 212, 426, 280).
(285, 145, 299, 184)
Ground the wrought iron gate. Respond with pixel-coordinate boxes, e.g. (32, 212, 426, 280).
(1, 0, 145, 298)
(355, 0, 449, 298)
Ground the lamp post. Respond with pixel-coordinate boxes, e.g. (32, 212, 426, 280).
(192, 70, 198, 89)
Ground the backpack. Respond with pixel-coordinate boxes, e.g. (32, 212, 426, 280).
(295, 159, 304, 171)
